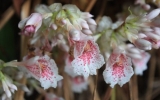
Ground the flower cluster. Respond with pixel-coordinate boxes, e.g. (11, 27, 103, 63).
(17, 3, 104, 91)
(96, 7, 160, 87)
(2, 1, 160, 98)
(17, 3, 160, 89)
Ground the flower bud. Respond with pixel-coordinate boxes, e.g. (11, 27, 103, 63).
(69, 29, 81, 41)
(81, 22, 89, 29)
(86, 18, 97, 25)
(134, 38, 152, 50)
(50, 24, 57, 30)
(146, 8, 160, 20)
(82, 29, 92, 35)
(89, 24, 96, 33)
(21, 25, 35, 36)
(61, 19, 67, 25)
(145, 32, 160, 41)
(81, 12, 93, 19)
(142, 4, 150, 10)
(153, 27, 160, 35)
(126, 53, 142, 59)
(18, 13, 42, 36)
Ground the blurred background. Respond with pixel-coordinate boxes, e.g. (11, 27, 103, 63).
(0, 0, 160, 100)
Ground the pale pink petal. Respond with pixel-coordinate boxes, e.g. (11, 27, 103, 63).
(71, 76, 88, 93)
(23, 56, 41, 80)
(20, 55, 63, 89)
(103, 53, 134, 88)
(38, 55, 63, 89)
(72, 40, 105, 79)
(73, 40, 87, 58)
(64, 55, 78, 77)
(132, 52, 150, 75)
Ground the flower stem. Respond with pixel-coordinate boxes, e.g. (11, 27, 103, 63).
(111, 87, 116, 100)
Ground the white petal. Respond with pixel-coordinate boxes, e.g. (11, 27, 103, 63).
(18, 17, 28, 29)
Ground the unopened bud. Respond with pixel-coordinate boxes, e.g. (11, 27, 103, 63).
(146, 8, 160, 20)
(61, 19, 67, 25)
(18, 13, 42, 36)
(81, 22, 89, 29)
(10, 84, 17, 91)
(21, 25, 35, 36)
(134, 38, 152, 50)
(50, 24, 57, 30)
(126, 48, 141, 54)
(142, 4, 150, 10)
(89, 24, 96, 33)
(87, 18, 97, 25)
(126, 53, 142, 59)
(145, 32, 160, 41)
(153, 27, 160, 35)
(81, 12, 93, 18)
(69, 29, 80, 41)
(57, 34, 64, 40)
(82, 29, 92, 35)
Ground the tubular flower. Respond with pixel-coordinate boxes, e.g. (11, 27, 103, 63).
(103, 48, 134, 88)
(71, 39, 105, 79)
(21, 55, 63, 89)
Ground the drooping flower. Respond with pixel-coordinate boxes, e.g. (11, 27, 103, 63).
(15, 55, 63, 89)
(71, 39, 105, 79)
(18, 13, 42, 36)
(71, 76, 88, 93)
(103, 48, 134, 88)
(132, 51, 150, 75)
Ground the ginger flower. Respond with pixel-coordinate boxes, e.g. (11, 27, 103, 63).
(103, 48, 134, 88)
(17, 55, 63, 89)
(71, 39, 105, 79)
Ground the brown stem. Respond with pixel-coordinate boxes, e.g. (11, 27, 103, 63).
(85, 0, 96, 12)
(89, 76, 100, 100)
(92, 71, 98, 100)
(145, 51, 156, 100)
(63, 73, 73, 100)
(133, 75, 138, 100)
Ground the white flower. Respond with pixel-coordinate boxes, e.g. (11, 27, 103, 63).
(71, 39, 105, 79)
(103, 48, 134, 88)
(17, 55, 63, 89)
